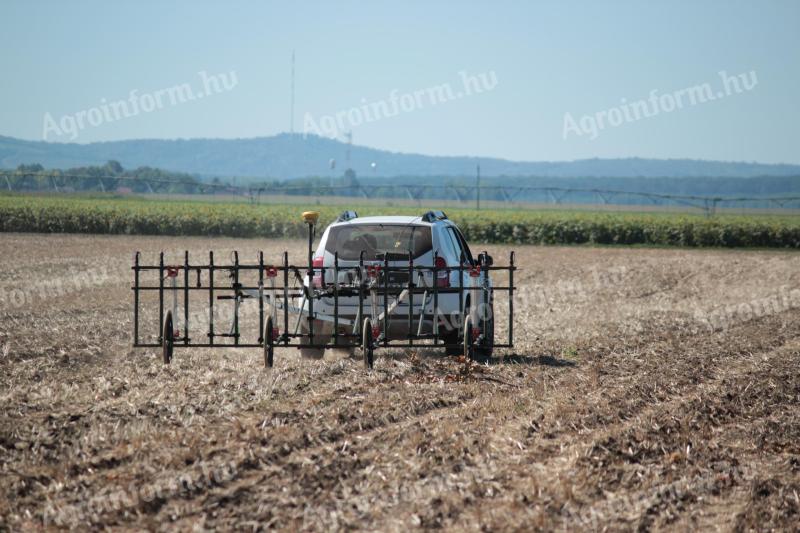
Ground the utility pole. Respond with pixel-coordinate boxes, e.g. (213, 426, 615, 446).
(476, 164, 481, 210)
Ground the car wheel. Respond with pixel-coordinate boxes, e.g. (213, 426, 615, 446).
(442, 328, 462, 356)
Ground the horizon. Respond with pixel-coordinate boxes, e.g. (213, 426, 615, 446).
(2, 132, 799, 168)
(1, 1, 798, 164)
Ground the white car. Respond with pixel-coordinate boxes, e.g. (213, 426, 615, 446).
(297, 210, 494, 359)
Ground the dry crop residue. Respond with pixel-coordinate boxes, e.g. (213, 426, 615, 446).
(1, 233, 798, 530)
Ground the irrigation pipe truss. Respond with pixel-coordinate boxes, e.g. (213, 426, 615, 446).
(2, 171, 799, 216)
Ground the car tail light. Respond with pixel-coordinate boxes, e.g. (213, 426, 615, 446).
(312, 257, 324, 287)
(435, 256, 449, 287)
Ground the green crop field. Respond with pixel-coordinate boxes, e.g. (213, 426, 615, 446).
(1, 193, 799, 248)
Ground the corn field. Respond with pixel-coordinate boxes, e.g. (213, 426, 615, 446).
(1, 194, 799, 248)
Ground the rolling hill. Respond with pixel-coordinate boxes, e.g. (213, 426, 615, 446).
(1, 133, 799, 181)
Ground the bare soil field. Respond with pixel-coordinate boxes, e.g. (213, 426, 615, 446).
(1, 233, 799, 531)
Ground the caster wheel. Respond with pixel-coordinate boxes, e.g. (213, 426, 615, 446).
(463, 315, 475, 362)
(263, 316, 274, 368)
(162, 311, 174, 365)
(362, 317, 374, 369)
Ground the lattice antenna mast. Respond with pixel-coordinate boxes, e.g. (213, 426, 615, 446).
(345, 131, 352, 169)
(290, 50, 295, 134)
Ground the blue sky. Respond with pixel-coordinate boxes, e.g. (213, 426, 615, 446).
(0, 0, 798, 163)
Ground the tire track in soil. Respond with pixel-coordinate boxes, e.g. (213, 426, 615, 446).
(168, 317, 706, 529)
(18, 312, 798, 530)
(17, 358, 483, 528)
(4, 236, 800, 531)
(343, 312, 800, 531)
(515, 339, 800, 532)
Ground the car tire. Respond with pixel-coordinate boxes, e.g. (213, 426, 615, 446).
(442, 328, 462, 356)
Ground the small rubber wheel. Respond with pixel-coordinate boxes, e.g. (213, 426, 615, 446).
(463, 315, 475, 361)
(475, 304, 494, 360)
(263, 316, 274, 368)
(362, 317, 374, 369)
(162, 311, 174, 365)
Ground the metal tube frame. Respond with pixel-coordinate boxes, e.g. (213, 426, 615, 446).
(132, 250, 517, 351)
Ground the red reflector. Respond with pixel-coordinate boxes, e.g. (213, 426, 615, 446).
(312, 257, 324, 287)
(435, 257, 449, 287)
(372, 325, 381, 340)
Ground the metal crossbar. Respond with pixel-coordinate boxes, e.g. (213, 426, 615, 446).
(132, 249, 516, 368)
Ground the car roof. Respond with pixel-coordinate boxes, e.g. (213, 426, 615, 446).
(330, 215, 436, 226)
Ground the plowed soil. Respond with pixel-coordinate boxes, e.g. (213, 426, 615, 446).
(1, 233, 798, 531)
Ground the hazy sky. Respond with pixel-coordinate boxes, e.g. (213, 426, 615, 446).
(1, 0, 798, 163)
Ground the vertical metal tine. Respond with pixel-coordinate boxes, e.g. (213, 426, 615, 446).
(407, 250, 413, 347)
(333, 252, 339, 346)
(358, 250, 365, 345)
(283, 251, 289, 345)
(258, 251, 264, 344)
(209, 251, 214, 345)
(458, 251, 464, 336)
(158, 251, 164, 342)
(383, 254, 389, 346)
(133, 252, 140, 346)
(509, 251, 515, 347)
(183, 251, 189, 345)
(433, 251, 439, 343)
(308, 225, 314, 345)
(233, 251, 239, 345)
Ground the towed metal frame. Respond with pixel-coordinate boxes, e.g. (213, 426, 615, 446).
(132, 221, 516, 369)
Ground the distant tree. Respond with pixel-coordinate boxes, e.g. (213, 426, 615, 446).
(104, 160, 124, 175)
(16, 163, 44, 173)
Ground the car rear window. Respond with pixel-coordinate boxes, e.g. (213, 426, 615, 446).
(325, 224, 432, 261)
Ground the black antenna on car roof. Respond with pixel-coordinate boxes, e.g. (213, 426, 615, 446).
(336, 210, 358, 222)
(421, 210, 448, 222)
